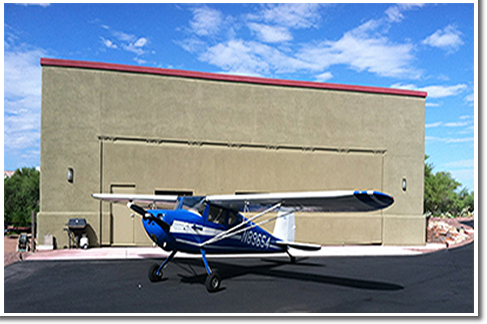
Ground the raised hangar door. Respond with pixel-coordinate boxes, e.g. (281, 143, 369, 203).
(102, 139, 386, 246)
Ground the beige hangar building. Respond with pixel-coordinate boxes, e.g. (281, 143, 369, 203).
(38, 58, 427, 249)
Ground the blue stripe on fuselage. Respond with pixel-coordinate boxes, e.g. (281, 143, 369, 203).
(142, 208, 284, 254)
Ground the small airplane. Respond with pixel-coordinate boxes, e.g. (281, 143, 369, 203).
(92, 190, 394, 292)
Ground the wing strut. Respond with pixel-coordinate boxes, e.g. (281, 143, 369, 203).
(199, 202, 281, 247)
(199, 204, 295, 248)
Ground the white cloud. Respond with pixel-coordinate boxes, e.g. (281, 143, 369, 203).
(297, 20, 418, 78)
(101, 26, 149, 60)
(112, 30, 137, 43)
(177, 37, 206, 53)
(180, 5, 419, 79)
(199, 40, 269, 76)
(247, 23, 292, 43)
(426, 136, 474, 143)
(384, 6, 404, 23)
(315, 71, 333, 82)
(134, 37, 148, 47)
(422, 25, 463, 53)
(17, 3, 50, 7)
(425, 122, 442, 128)
(133, 57, 147, 65)
(443, 159, 474, 169)
(4, 47, 45, 99)
(392, 83, 467, 98)
(444, 121, 469, 127)
(257, 3, 323, 29)
(4, 45, 44, 156)
(421, 84, 467, 98)
(199, 39, 315, 76)
(385, 3, 425, 23)
(189, 6, 222, 36)
(426, 118, 473, 129)
(244, 4, 323, 45)
(101, 37, 118, 49)
(464, 93, 474, 104)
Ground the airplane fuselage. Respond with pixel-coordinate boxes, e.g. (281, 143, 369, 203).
(141, 198, 285, 255)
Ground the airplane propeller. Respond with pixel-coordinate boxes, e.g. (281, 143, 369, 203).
(127, 202, 171, 232)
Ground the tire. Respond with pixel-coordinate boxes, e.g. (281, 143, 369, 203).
(148, 264, 163, 282)
(205, 272, 221, 292)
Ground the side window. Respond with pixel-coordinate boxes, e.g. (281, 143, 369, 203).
(227, 210, 239, 226)
(208, 205, 226, 225)
(208, 206, 240, 227)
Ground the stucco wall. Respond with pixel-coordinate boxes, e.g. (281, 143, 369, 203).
(39, 60, 426, 248)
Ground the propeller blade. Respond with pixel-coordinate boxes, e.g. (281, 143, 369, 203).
(127, 202, 148, 217)
(127, 202, 171, 232)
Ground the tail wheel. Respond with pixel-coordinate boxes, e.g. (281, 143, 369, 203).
(205, 272, 221, 292)
(148, 264, 163, 282)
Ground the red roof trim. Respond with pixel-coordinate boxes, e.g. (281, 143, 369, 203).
(40, 58, 427, 98)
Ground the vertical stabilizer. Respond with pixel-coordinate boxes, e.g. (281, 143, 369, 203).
(273, 208, 296, 242)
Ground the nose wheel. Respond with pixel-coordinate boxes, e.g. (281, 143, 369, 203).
(148, 250, 177, 282)
(149, 264, 163, 282)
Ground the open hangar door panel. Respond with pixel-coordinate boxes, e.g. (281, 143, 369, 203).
(101, 140, 385, 245)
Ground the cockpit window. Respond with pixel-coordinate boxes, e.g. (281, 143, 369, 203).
(208, 205, 240, 227)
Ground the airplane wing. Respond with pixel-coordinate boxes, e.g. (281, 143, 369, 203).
(206, 190, 393, 213)
(91, 193, 179, 205)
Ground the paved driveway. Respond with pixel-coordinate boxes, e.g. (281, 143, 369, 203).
(4, 242, 474, 313)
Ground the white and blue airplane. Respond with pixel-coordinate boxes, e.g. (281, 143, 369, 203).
(92, 190, 394, 292)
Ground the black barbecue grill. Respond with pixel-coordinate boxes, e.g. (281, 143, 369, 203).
(64, 218, 87, 248)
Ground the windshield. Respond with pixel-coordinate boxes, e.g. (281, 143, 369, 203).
(177, 196, 206, 215)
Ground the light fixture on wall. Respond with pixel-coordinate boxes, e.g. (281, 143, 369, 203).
(67, 168, 74, 183)
(402, 178, 407, 191)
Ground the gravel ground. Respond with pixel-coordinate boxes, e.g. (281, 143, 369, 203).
(4, 234, 31, 267)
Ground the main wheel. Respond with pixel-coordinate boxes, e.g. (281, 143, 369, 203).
(148, 264, 163, 282)
(205, 272, 221, 292)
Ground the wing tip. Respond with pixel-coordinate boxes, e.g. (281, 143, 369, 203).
(353, 190, 394, 208)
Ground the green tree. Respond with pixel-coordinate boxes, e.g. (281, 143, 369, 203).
(424, 155, 474, 217)
(4, 167, 40, 227)
(454, 187, 475, 215)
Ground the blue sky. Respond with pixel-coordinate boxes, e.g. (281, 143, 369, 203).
(4, 2, 476, 192)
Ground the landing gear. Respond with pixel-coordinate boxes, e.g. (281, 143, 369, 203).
(205, 272, 221, 292)
(147, 248, 221, 292)
(148, 264, 163, 282)
(148, 250, 177, 282)
(201, 249, 221, 292)
(286, 249, 296, 264)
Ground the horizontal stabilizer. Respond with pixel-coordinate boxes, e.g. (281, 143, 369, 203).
(276, 241, 321, 251)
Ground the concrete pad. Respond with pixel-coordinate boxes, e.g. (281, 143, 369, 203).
(24, 243, 448, 262)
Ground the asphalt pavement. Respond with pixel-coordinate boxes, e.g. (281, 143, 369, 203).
(4, 242, 474, 314)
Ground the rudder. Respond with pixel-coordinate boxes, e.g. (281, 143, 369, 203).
(273, 208, 296, 242)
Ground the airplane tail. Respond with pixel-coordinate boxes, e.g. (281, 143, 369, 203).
(273, 208, 321, 251)
(273, 208, 296, 242)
